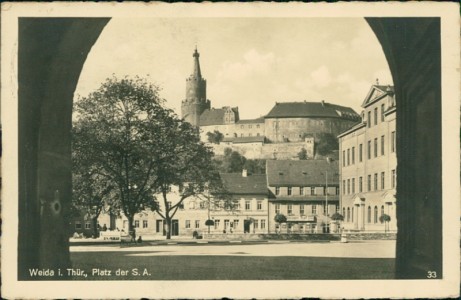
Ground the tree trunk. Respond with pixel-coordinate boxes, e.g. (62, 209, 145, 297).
(127, 215, 136, 242)
(92, 217, 99, 238)
(165, 217, 171, 239)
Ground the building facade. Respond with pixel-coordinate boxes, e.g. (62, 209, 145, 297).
(266, 159, 340, 233)
(338, 84, 397, 232)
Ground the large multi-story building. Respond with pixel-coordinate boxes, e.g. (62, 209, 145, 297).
(181, 48, 360, 159)
(338, 84, 397, 232)
(266, 159, 340, 233)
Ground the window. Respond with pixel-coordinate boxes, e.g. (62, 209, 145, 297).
(367, 175, 371, 191)
(374, 138, 378, 158)
(391, 169, 396, 188)
(381, 172, 385, 189)
(254, 220, 259, 229)
(287, 187, 292, 196)
(352, 178, 355, 194)
(299, 187, 304, 195)
(143, 220, 148, 228)
(75, 221, 82, 229)
(342, 180, 346, 194)
(342, 150, 345, 166)
(336, 205, 340, 213)
(359, 176, 363, 193)
(367, 206, 371, 223)
(214, 219, 220, 229)
(224, 219, 229, 229)
(336, 187, 340, 195)
(310, 187, 315, 195)
(275, 187, 280, 195)
(381, 206, 385, 218)
(257, 201, 262, 210)
(367, 111, 371, 128)
(374, 173, 378, 191)
(324, 204, 328, 215)
(275, 204, 280, 214)
(374, 107, 378, 125)
(391, 131, 396, 153)
(359, 144, 363, 162)
(300, 205, 305, 215)
(347, 179, 350, 194)
(185, 220, 191, 229)
(178, 202, 184, 210)
(368, 141, 371, 159)
(312, 205, 317, 214)
(347, 148, 350, 166)
(374, 206, 378, 224)
(85, 222, 91, 229)
(233, 219, 239, 229)
(352, 147, 355, 164)
(288, 204, 293, 214)
(381, 135, 385, 155)
(351, 207, 354, 222)
(194, 220, 199, 228)
(245, 200, 251, 210)
(261, 220, 266, 229)
(381, 104, 385, 122)
(134, 220, 140, 228)
(156, 220, 162, 233)
(167, 201, 172, 209)
(347, 207, 350, 222)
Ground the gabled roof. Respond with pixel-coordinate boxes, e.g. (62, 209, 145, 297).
(267, 159, 339, 186)
(200, 107, 238, 126)
(220, 173, 268, 195)
(361, 84, 394, 108)
(264, 101, 360, 120)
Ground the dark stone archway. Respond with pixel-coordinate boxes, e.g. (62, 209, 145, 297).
(18, 18, 109, 279)
(17, 17, 442, 280)
(367, 18, 442, 279)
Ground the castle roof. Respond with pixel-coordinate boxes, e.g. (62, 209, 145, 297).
(199, 107, 239, 126)
(264, 101, 360, 120)
(266, 159, 339, 186)
(220, 173, 268, 195)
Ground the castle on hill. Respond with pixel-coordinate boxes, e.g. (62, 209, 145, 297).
(181, 48, 361, 159)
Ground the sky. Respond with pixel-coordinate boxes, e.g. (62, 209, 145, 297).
(75, 18, 393, 119)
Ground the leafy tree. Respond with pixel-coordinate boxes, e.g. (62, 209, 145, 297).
(297, 148, 308, 160)
(274, 213, 288, 234)
(243, 159, 266, 174)
(73, 76, 232, 240)
(331, 213, 344, 222)
(206, 130, 224, 144)
(315, 132, 339, 156)
(379, 214, 391, 232)
(216, 148, 247, 173)
(71, 144, 115, 238)
(73, 76, 165, 240)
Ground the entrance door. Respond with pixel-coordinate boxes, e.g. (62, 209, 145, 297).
(171, 220, 179, 236)
(244, 220, 251, 233)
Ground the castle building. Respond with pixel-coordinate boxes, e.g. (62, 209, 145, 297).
(266, 159, 340, 233)
(338, 84, 397, 232)
(264, 101, 361, 143)
(180, 48, 361, 160)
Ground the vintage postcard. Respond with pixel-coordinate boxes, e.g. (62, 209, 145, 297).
(1, 2, 460, 299)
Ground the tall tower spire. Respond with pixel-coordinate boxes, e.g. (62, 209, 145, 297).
(181, 47, 211, 126)
(193, 46, 202, 79)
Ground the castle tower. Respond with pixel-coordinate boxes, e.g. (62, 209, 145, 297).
(181, 47, 211, 126)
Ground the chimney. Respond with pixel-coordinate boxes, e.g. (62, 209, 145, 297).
(242, 169, 248, 177)
(321, 100, 325, 106)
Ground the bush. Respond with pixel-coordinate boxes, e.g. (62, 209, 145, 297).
(205, 219, 215, 226)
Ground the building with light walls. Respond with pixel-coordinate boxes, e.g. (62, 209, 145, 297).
(338, 83, 397, 232)
(266, 159, 340, 233)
